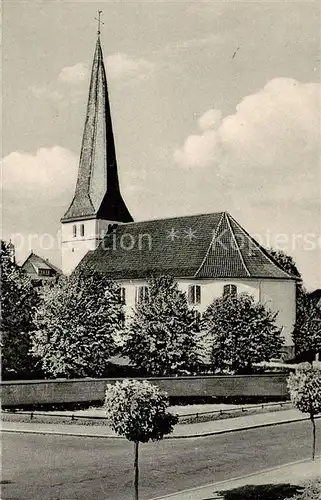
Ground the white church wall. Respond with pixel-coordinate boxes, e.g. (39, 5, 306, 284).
(61, 219, 125, 274)
(61, 219, 98, 275)
(178, 279, 260, 313)
(260, 279, 296, 348)
(117, 277, 295, 348)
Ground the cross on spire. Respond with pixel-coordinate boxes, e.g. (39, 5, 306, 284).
(95, 10, 104, 36)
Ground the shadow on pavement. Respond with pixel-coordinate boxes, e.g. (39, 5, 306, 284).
(203, 483, 302, 499)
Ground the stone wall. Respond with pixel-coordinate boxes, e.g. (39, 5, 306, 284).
(1, 374, 289, 407)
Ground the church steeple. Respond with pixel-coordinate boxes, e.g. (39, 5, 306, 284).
(61, 35, 133, 223)
(61, 26, 133, 274)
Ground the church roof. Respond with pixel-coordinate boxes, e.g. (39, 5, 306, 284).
(61, 37, 133, 223)
(79, 212, 297, 281)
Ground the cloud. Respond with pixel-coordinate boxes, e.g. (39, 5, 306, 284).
(30, 63, 88, 107)
(2, 146, 78, 202)
(105, 53, 154, 81)
(198, 109, 222, 131)
(58, 63, 88, 85)
(31, 54, 153, 109)
(174, 78, 321, 205)
(174, 129, 224, 169)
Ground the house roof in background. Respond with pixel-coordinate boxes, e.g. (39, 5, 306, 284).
(80, 212, 297, 281)
(21, 252, 62, 275)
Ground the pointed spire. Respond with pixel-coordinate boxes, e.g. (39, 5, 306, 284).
(62, 34, 133, 223)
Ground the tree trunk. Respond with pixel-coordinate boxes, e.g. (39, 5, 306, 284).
(134, 441, 139, 500)
(310, 413, 316, 461)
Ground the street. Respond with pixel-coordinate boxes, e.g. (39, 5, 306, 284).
(2, 420, 321, 500)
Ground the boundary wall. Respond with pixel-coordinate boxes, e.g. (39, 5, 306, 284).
(1, 374, 289, 407)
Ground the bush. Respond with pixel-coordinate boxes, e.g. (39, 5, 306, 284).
(288, 478, 321, 500)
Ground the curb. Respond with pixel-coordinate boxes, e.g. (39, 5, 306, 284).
(167, 414, 320, 439)
(149, 456, 321, 500)
(2, 428, 123, 439)
(2, 414, 319, 440)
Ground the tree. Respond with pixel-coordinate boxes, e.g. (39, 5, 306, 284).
(104, 379, 178, 500)
(266, 248, 321, 359)
(287, 363, 321, 460)
(31, 268, 123, 377)
(292, 297, 321, 359)
(267, 248, 302, 280)
(202, 293, 284, 374)
(1, 240, 39, 378)
(124, 276, 202, 376)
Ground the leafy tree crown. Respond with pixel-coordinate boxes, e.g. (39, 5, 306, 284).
(1, 240, 39, 377)
(287, 363, 321, 416)
(266, 248, 301, 279)
(31, 268, 123, 377)
(202, 292, 284, 374)
(124, 276, 202, 376)
(104, 379, 178, 442)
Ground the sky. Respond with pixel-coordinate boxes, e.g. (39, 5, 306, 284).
(2, 0, 321, 290)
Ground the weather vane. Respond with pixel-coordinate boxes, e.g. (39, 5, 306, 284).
(95, 10, 104, 36)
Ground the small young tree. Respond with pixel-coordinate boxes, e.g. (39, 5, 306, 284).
(202, 293, 284, 374)
(124, 276, 202, 375)
(104, 380, 178, 500)
(287, 363, 321, 460)
(31, 268, 123, 377)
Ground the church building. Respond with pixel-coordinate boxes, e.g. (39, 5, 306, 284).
(61, 33, 297, 355)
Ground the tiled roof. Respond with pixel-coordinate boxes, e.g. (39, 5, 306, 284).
(80, 212, 296, 281)
(21, 252, 62, 277)
(61, 37, 132, 223)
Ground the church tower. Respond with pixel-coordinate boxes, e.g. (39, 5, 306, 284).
(61, 30, 133, 274)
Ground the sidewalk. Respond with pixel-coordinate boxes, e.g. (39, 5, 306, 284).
(2, 408, 319, 439)
(150, 457, 321, 499)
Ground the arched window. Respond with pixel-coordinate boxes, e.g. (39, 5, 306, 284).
(73, 225, 77, 238)
(80, 224, 85, 237)
(223, 284, 237, 298)
(188, 285, 201, 305)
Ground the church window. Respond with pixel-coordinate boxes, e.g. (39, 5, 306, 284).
(223, 284, 237, 298)
(80, 224, 85, 237)
(188, 285, 201, 305)
(120, 287, 126, 304)
(73, 225, 77, 238)
(135, 285, 150, 305)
